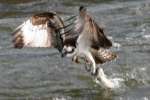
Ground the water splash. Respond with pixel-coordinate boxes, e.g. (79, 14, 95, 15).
(94, 68, 124, 89)
(143, 35, 150, 39)
(108, 36, 121, 49)
(52, 96, 71, 100)
(113, 42, 121, 49)
(94, 77, 124, 89)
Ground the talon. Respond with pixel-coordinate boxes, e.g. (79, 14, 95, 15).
(72, 55, 80, 63)
(91, 71, 96, 76)
(85, 64, 91, 72)
(95, 67, 99, 76)
(91, 69, 97, 76)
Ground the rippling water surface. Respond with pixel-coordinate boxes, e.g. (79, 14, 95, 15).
(0, 0, 150, 100)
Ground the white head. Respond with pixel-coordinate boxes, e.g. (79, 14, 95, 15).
(61, 45, 76, 57)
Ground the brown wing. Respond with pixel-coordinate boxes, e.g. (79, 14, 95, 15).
(31, 12, 55, 25)
(12, 12, 64, 52)
(88, 17, 112, 49)
(79, 6, 112, 49)
(12, 28, 24, 48)
(61, 16, 81, 47)
(90, 48, 117, 64)
(63, 6, 112, 50)
(32, 12, 65, 51)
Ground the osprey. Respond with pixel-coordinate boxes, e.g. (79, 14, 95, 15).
(62, 6, 117, 88)
(12, 12, 74, 53)
(12, 7, 118, 88)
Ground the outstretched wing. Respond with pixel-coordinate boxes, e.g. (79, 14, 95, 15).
(12, 12, 64, 52)
(61, 15, 81, 48)
(78, 6, 112, 49)
(88, 18, 112, 49)
(63, 6, 112, 49)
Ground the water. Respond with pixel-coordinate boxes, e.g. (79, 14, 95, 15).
(0, 0, 150, 99)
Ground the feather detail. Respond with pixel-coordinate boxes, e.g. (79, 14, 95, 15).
(90, 48, 117, 64)
(12, 12, 64, 52)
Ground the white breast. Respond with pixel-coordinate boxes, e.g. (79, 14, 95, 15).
(77, 32, 91, 54)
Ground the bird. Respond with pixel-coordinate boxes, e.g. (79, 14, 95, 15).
(12, 7, 118, 88)
(12, 12, 74, 53)
(62, 6, 117, 88)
